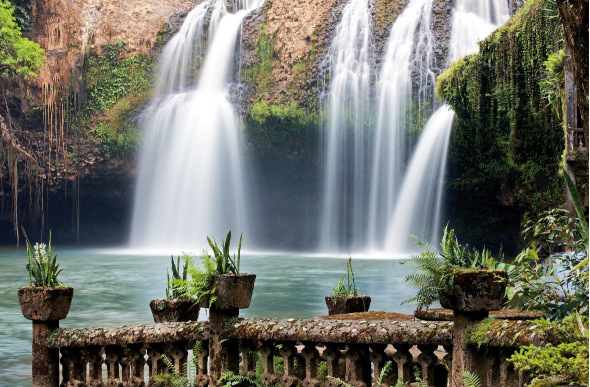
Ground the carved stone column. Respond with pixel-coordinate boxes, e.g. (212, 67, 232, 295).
(208, 307, 240, 385)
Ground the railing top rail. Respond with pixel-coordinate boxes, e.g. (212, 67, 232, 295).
(47, 316, 553, 350)
(466, 318, 562, 348)
(48, 321, 209, 348)
(227, 317, 454, 346)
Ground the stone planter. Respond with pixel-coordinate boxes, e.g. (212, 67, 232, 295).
(149, 299, 200, 323)
(325, 295, 371, 315)
(18, 286, 74, 321)
(439, 269, 508, 312)
(208, 273, 256, 310)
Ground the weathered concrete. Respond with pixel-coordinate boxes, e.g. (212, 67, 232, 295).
(226, 318, 453, 346)
(48, 321, 209, 347)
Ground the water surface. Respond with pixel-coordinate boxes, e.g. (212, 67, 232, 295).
(0, 249, 419, 386)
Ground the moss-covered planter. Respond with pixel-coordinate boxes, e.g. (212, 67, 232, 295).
(208, 274, 256, 310)
(149, 299, 200, 323)
(18, 287, 74, 321)
(325, 296, 371, 315)
(439, 270, 508, 312)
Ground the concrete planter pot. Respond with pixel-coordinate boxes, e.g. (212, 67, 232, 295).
(325, 295, 371, 315)
(18, 286, 74, 321)
(201, 274, 256, 310)
(439, 269, 508, 312)
(149, 299, 200, 323)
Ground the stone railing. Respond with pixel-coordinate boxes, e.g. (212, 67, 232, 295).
(26, 305, 555, 387)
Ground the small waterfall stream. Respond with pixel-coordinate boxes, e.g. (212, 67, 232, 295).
(385, 0, 511, 254)
(130, 0, 264, 251)
(366, 0, 436, 251)
(318, 0, 373, 251)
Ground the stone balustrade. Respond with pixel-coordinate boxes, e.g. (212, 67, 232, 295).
(35, 312, 555, 387)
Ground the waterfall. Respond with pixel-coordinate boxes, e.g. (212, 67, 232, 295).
(384, 0, 510, 254)
(366, 0, 435, 250)
(318, 0, 373, 251)
(130, 0, 264, 251)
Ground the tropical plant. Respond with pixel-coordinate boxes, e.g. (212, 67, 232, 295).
(22, 229, 63, 287)
(521, 208, 583, 257)
(330, 257, 359, 297)
(402, 225, 503, 308)
(208, 231, 242, 275)
(165, 254, 190, 300)
(501, 170, 589, 320)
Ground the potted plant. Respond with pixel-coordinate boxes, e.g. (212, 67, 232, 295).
(403, 226, 508, 313)
(188, 231, 255, 310)
(17, 230, 73, 321)
(150, 254, 200, 323)
(325, 258, 371, 315)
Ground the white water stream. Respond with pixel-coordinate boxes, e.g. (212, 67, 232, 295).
(385, 0, 511, 254)
(130, 0, 264, 251)
(318, 0, 373, 251)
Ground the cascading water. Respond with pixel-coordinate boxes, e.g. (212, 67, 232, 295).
(130, 0, 264, 251)
(384, 0, 510, 254)
(366, 0, 436, 250)
(318, 0, 373, 251)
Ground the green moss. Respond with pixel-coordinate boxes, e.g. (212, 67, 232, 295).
(84, 40, 154, 156)
(508, 315, 589, 386)
(245, 101, 317, 158)
(437, 0, 566, 242)
(243, 21, 278, 98)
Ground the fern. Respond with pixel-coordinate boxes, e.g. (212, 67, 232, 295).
(462, 371, 482, 387)
(153, 342, 203, 387)
(326, 376, 354, 387)
(377, 361, 393, 385)
(220, 369, 262, 386)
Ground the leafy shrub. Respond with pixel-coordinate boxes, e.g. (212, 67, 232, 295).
(508, 314, 589, 386)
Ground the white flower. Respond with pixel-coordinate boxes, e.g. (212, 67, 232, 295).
(33, 243, 48, 262)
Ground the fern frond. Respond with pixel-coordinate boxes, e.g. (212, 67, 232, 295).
(462, 371, 483, 387)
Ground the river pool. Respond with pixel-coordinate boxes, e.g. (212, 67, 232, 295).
(0, 248, 420, 386)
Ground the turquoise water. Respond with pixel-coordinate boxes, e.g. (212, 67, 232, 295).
(0, 249, 418, 386)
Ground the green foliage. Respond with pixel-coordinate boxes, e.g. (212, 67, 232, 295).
(85, 40, 153, 155)
(507, 314, 589, 386)
(330, 257, 360, 297)
(220, 352, 287, 386)
(403, 225, 503, 308)
(539, 49, 566, 118)
(183, 251, 217, 308)
(242, 22, 277, 96)
(521, 208, 582, 257)
(153, 342, 203, 387)
(207, 231, 242, 275)
(462, 371, 483, 387)
(165, 254, 189, 300)
(8, 0, 31, 31)
(500, 170, 589, 320)
(22, 228, 63, 287)
(438, 0, 565, 237)
(0, 0, 44, 79)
